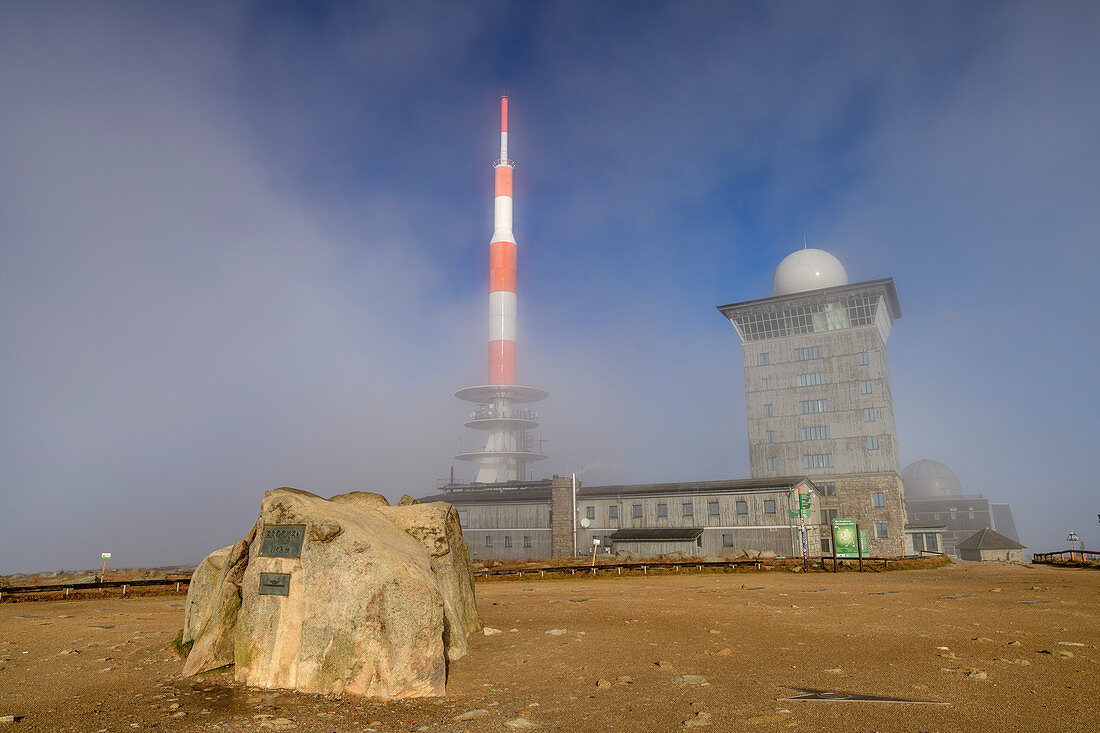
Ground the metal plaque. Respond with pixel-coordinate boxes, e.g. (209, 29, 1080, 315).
(258, 572, 291, 596)
(258, 524, 306, 558)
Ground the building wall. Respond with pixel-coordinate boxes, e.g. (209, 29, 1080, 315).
(456, 501, 552, 561)
(817, 473, 907, 557)
(959, 548, 1024, 563)
(450, 485, 821, 560)
(743, 326, 900, 478)
(906, 495, 994, 557)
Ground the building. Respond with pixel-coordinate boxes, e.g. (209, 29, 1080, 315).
(717, 249, 907, 556)
(901, 459, 1020, 557)
(419, 476, 823, 561)
(955, 528, 1026, 563)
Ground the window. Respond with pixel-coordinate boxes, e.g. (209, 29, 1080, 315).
(864, 407, 876, 422)
(708, 501, 720, 516)
(872, 492, 885, 508)
(458, 509, 469, 526)
(821, 481, 837, 496)
(523, 535, 531, 548)
(585, 506, 595, 520)
(761, 377, 771, 390)
(857, 351, 869, 366)
(763, 403, 773, 417)
(763, 500, 776, 514)
(912, 533, 925, 553)
(632, 504, 642, 519)
(794, 346, 822, 361)
(821, 538, 832, 554)
(867, 436, 879, 450)
(797, 372, 826, 387)
(682, 502, 694, 517)
(608, 505, 619, 519)
(657, 503, 668, 517)
(760, 352, 770, 365)
(803, 453, 834, 469)
(765, 430, 776, 444)
(860, 380, 873, 394)
(485, 536, 493, 548)
(822, 508, 838, 525)
(801, 425, 830, 441)
(504, 535, 512, 548)
(875, 522, 888, 538)
(923, 533, 939, 552)
(767, 457, 778, 471)
(799, 399, 828, 414)
(722, 533, 734, 547)
(736, 500, 748, 515)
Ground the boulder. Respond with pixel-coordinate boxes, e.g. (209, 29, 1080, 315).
(181, 488, 479, 699)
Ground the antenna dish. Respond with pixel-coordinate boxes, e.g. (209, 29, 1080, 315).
(580, 517, 591, 529)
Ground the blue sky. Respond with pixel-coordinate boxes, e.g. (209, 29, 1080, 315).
(2, 1, 1097, 573)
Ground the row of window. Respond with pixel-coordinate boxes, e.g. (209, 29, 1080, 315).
(759, 349, 871, 366)
(763, 397, 876, 419)
(802, 425, 831, 440)
(484, 535, 533, 548)
(799, 399, 828, 414)
(584, 500, 779, 520)
(766, 437, 885, 471)
(797, 372, 827, 387)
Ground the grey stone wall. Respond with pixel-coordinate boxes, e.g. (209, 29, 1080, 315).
(817, 472, 906, 557)
(550, 475, 575, 558)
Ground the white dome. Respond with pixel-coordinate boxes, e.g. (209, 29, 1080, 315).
(772, 248, 849, 296)
(902, 459, 963, 499)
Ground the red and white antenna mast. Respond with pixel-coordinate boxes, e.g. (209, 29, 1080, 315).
(455, 97, 548, 483)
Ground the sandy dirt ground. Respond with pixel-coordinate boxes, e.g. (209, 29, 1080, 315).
(0, 562, 1097, 732)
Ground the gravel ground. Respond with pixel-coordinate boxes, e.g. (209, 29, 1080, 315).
(0, 562, 1096, 731)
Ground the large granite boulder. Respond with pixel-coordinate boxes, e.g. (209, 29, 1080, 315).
(181, 488, 479, 698)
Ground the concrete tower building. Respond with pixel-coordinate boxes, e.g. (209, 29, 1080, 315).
(717, 249, 907, 555)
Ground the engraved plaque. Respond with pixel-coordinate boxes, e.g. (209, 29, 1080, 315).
(258, 524, 306, 558)
(258, 572, 290, 596)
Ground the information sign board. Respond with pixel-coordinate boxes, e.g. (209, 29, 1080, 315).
(832, 519, 860, 558)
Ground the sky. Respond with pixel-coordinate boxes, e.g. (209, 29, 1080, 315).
(2, 1, 1097, 574)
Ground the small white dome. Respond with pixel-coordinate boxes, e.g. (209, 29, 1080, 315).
(772, 248, 849, 296)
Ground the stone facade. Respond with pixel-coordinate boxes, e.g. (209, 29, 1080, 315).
(817, 472, 906, 557)
(550, 474, 575, 559)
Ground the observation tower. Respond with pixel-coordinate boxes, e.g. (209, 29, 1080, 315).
(455, 97, 548, 483)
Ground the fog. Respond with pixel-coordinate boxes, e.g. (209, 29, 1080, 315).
(2, 2, 1097, 573)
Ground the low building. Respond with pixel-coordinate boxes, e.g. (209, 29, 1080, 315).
(419, 476, 823, 561)
(902, 459, 1021, 556)
(955, 528, 1025, 563)
(904, 523, 947, 555)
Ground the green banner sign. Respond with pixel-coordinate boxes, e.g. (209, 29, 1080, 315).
(860, 530, 870, 558)
(798, 493, 812, 511)
(832, 518, 859, 558)
(788, 509, 811, 519)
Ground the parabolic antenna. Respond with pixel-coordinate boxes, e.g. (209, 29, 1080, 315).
(580, 517, 591, 529)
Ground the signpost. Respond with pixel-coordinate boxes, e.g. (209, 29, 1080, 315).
(795, 488, 812, 570)
(591, 538, 601, 567)
(100, 552, 111, 582)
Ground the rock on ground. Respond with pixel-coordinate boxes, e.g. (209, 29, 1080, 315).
(181, 488, 479, 698)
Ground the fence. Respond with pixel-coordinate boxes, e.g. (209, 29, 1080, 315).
(0, 577, 191, 601)
(1033, 549, 1100, 564)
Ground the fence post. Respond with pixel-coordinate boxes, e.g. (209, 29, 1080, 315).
(176, 582, 180, 593)
(122, 584, 127, 596)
